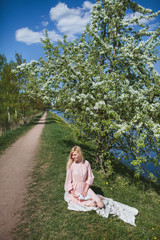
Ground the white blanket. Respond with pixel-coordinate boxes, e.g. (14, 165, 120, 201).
(64, 191, 138, 226)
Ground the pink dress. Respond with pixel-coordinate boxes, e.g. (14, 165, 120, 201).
(64, 160, 101, 206)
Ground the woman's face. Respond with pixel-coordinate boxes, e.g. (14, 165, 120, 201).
(72, 151, 80, 163)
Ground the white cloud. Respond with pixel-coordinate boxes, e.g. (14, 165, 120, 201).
(82, 1, 94, 10)
(56, 12, 90, 35)
(50, 2, 94, 36)
(42, 21, 49, 27)
(15, 1, 95, 45)
(16, 28, 43, 45)
(124, 12, 157, 26)
(148, 22, 160, 30)
(47, 30, 63, 42)
(15, 27, 63, 45)
(50, 3, 80, 21)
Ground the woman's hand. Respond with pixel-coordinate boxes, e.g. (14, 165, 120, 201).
(82, 190, 87, 197)
(70, 190, 78, 199)
(82, 183, 89, 197)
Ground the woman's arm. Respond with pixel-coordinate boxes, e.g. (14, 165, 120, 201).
(82, 161, 94, 197)
(65, 166, 79, 199)
(82, 183, 89, 197)
(64, 168, 73, 192)
(69, 190, 79, 199)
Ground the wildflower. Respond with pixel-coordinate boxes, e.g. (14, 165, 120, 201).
(106, 182, 109, 185)
(110, 188, 113, 190)
(154, 237, 156, 240)
(152, 228, 154, 230)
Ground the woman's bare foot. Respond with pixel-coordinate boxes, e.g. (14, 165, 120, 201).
(97, 200, 104, 208)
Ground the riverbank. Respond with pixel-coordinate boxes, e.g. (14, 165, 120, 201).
(13, 111, 160, 240)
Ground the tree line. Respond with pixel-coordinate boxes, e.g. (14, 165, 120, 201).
(15, 0, 160, 182)
(0, 53, 50, 133)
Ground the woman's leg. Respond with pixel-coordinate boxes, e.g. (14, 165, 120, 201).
(88, 188, 104, 208)
(86, 202, 97, 207)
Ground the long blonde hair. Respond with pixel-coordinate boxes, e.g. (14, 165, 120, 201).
(67, 146, 84, 169)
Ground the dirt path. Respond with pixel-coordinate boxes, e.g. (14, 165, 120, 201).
(0, 112, 47, 240)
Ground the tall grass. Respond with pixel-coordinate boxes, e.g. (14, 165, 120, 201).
(14, 112, 160, 240)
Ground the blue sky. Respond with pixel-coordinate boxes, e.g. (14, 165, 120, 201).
(0, 0, 160, 71)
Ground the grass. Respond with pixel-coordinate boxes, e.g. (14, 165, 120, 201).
(13, 112, 160, 240)
(0, 112, 44, 154)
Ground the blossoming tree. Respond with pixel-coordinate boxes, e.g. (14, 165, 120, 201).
(16, 0, 160, 181)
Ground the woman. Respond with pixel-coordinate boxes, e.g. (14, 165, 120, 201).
(64, 146, 104, 208)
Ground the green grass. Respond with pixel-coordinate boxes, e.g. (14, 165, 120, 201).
(13, 112, 160, 240)
(0, 112, 44, 154)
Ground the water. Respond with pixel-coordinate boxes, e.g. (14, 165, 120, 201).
(112, 148, 160, 183)
(52, 110, 71, 123)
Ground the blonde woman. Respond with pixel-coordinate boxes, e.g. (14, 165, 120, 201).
(64, 146, 104, 208)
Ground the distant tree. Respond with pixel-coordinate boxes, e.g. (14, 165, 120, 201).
(0, 54, 7, 72)
(13, 53, 28, 116)
(0, 61, 19, 129)
(0, 53, 48, 131)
